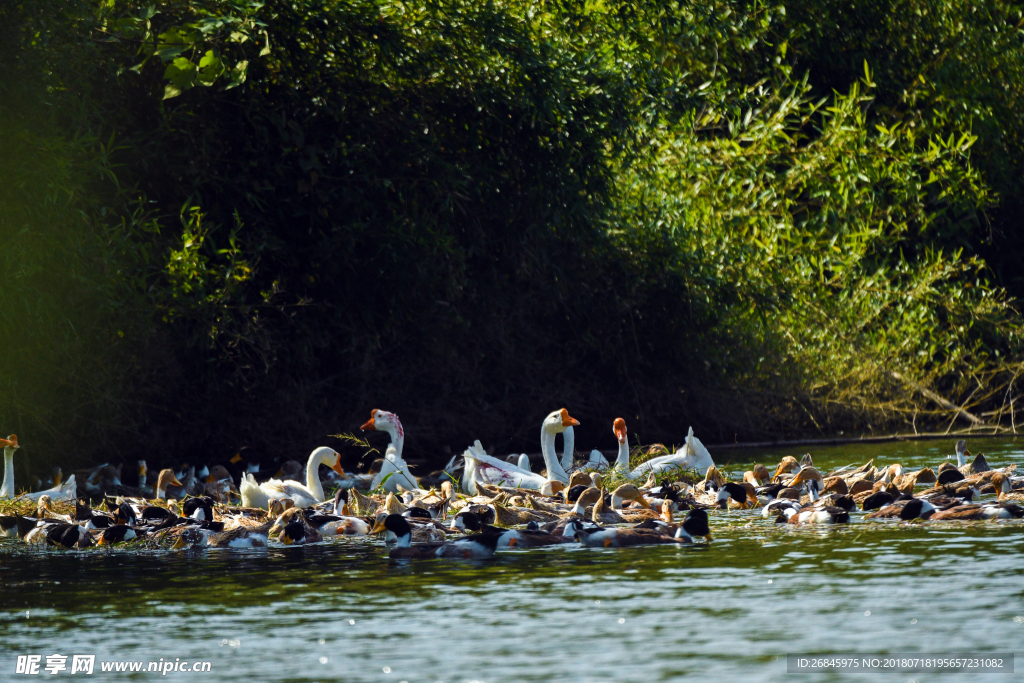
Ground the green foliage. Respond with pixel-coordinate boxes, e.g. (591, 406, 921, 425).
(1, 0, 1023, 477)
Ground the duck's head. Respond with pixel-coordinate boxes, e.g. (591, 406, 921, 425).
(440, 480, 454, 500)
(717, 482, 755, 509)
(269, 498, 294, 517)
(571, 487, 602, 513)
(0, 434, 19, 452)
(206, 465, 231, 484)
(543, 408, 579, 435)
(610, 484, 648, 509)
(677, 508, 712, 542)
(156, 469, 184, 492)
(773, 456, 799, 481)
(568, 471, 593, 490)
(590, 472, 603, 491)
(269, 507, 303, 536)
(333, 488, 350, 516)
(991, 473, 1012, 499)
(540, 480, 565, 497)
(370, 513, 412, 545)
(36, 495, 53, 517)
(171, 527, 207, 550)
(361, 409, 404, 439)
(752, 464, 770, 485)
(562, 518, 588, 538)
(613, 418, 627, 445)
(279, 521, 306, 546)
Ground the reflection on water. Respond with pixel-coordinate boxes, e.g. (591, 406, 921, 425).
(2, 437, 1023, 681)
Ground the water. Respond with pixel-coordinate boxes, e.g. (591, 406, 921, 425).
(2, 437, 1023, 682)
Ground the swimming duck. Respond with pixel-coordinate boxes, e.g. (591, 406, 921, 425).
(929, 501, 1024, 521)
(990, 473, 1024, 503)
(371, 514, 501, 559)
(96, 524, 139, 545)
(577, 509, 712, 547)
(240, 446, 345, 509)
(171, 521, 274, 549)
(865, 497, 935, 520)
(461, 409, 579, 493)
(279, 520, 323, 545)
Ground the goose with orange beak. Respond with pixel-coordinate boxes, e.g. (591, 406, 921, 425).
(0, 435, 20, 499)
(460, 409, 579, 494)
(239, 447, 345, 509)
(361, 409, 420, 492)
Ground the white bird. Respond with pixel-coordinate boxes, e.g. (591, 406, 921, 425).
(360, 409, 419, 492)
(461, 409, 577, 494)
(0, 435, 20, 499)
(0, 434, 78, 502)
(559, 426, 576, 471)
(629, 425, 715, 478)
(240, 446, 344, 509)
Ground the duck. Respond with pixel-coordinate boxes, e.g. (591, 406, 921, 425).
(278, 520, 323, 545)
(628, 425, 715, 478)
(152, 469, 184, 501)
(461, 409, 578, 493)
(744, 465, 771, 487)
(371, 514, 501, 559)
(96, 524, 139, 545)
(360, 409, 420, 492)
(929, 501, 1024, 521)
(865, 498, 937, 521)
(171, 521, 274, 549)
(239, 446, 345, 509)
(308, 490, 372, 536)
(990, 473, 1024, 503)
(576, 509, 712, 547)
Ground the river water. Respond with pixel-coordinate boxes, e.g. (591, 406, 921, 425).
(2, 437, 1022, 682)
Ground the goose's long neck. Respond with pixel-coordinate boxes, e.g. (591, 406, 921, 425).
(956, 451, 966, 468)
(1, 448, 14, 498)
(615, 440, 630, 470)
(305, 450, 327, 501)
(541, 429, 569, 483)
(559, 427, 574, 471)
(384, 424, 405, 461)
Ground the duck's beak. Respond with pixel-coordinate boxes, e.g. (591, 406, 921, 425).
(169, 474, 183, 487)
(361, 410, 378, 431)
(560, 409, 580, 428)
(332, 455, 346, 477)
(96, 536, 108, 546)
(507, 537, 517, 548)
(370, 520, 387, 535)
(231, 453, 243, 464)
(280, 534, 293, 546)
(0, 438, 11, 448)
(170, 536, 187, 550)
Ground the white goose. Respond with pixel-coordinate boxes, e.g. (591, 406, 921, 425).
(240, 446, 344, 509)
(461, 409, 577, 494)
(0, 435, 78, 502)
(627, 424, 715, 478)
(360, 409, 420, 492)
(0, 435, 20, 499)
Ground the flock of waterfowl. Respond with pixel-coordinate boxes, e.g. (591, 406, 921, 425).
(1, 409, 1022, 560)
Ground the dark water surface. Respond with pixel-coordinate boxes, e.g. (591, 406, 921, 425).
(2, 437, 1023, 682)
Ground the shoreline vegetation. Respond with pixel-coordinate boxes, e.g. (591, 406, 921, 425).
(3, 0, 1024, 477)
